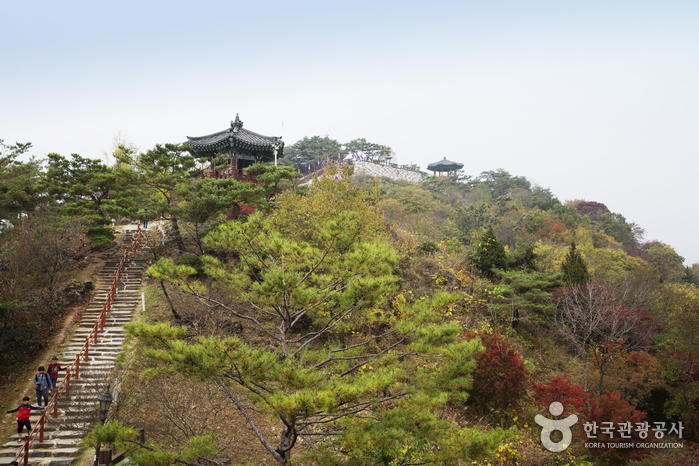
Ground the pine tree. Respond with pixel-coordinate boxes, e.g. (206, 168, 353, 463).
(561, 242, 590, 285)
(472, 225, 507, 278)
(41, 152, 139, 247)
(114, 143, 196, 252)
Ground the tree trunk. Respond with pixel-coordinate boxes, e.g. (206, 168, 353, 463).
(169, 187, 186, 252)
(171, 217, 186, 252)
(280, 313, 291, 358)
(277, 424, 294, 465)
(194, 222, 205, 255)
(160, 280, 180, 320)
(583, 355, 593, 415)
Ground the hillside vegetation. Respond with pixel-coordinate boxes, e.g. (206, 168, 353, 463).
(1, 137, 698, 465)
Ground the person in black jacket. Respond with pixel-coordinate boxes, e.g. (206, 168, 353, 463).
(6, 396, 42, 441)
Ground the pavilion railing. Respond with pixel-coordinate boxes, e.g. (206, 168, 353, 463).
(12, 223, 143, 466)
(201, 168, 258, 183)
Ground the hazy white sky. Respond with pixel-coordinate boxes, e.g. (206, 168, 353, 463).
(2, 1, 698, 263)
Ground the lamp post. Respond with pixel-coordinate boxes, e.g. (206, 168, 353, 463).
(95, 384, 113, 466)
(98, 383, 112, 423)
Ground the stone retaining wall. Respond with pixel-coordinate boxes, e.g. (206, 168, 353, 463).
(353, 162, 424, 183)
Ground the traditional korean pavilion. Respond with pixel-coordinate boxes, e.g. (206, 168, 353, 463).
(186, 114, 284, 181)
(427, 157, 464, 176)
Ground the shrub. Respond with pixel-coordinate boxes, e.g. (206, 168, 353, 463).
(416, 241, 439, 256)
(468, 332, 528, 414)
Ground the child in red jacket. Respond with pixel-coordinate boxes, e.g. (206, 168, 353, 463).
(47, 356, 66, 389)
(6, 396, 42, 441)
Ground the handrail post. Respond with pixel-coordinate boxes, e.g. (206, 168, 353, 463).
(98, 448, 112, 466)
(75, 354, 80, 379)
(53, 394, 58, 418)
(85, 337, 90, 362)
(66, 371, 71, 397)
(39, 409, 45, 442)
(93, 322, 98, 344)
(23, 434, 29, 466)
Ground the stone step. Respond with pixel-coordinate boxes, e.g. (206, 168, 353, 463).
(7, 431, 84, 442)
(0, 442, 79, 456)
(77, 312, 134, 317)
(69, 333, 126, 339)
(0, 457, 75, 466)
(62, 349, 124, 356)
(78, 315, 133, 320)
(78, 317, 132, 322)
(65, 337, 125, 342)
(23, 416, 95, 429)
(0, 452, 75, 466)
(61, 353, 123, 360)
(62, 346, 124, 354)
(64, 341, 125, 347)
(69, 340, 127, 346)
(75, 322, 131, 327)
(77, 323, 130, 329)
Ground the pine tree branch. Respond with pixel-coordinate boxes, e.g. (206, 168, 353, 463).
(314, 330, 399, 368)
(124, 439, 203, 466)
(214, 376, 285, 465)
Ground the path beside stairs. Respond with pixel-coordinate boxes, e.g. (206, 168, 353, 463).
(0, 227, 149, 466)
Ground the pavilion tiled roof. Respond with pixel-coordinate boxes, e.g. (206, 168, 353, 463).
(427, 157, 464, 171)
(186, 114, 284, 154)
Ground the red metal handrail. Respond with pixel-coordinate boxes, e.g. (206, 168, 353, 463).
(13, 222, 143, 464)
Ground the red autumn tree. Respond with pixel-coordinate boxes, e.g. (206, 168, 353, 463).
(532, 374, 590, 419)
(588, 391, 650, 463)
(572, 200, 610, 221)
(227, 202, 257, 220)
(468, 332, 528, 415)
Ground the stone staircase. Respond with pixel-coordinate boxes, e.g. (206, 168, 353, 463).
(0, 227, 148, 465)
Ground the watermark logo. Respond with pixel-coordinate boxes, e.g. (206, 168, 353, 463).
(535, 402, 685, 452)
(534, 402, 579, 452)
